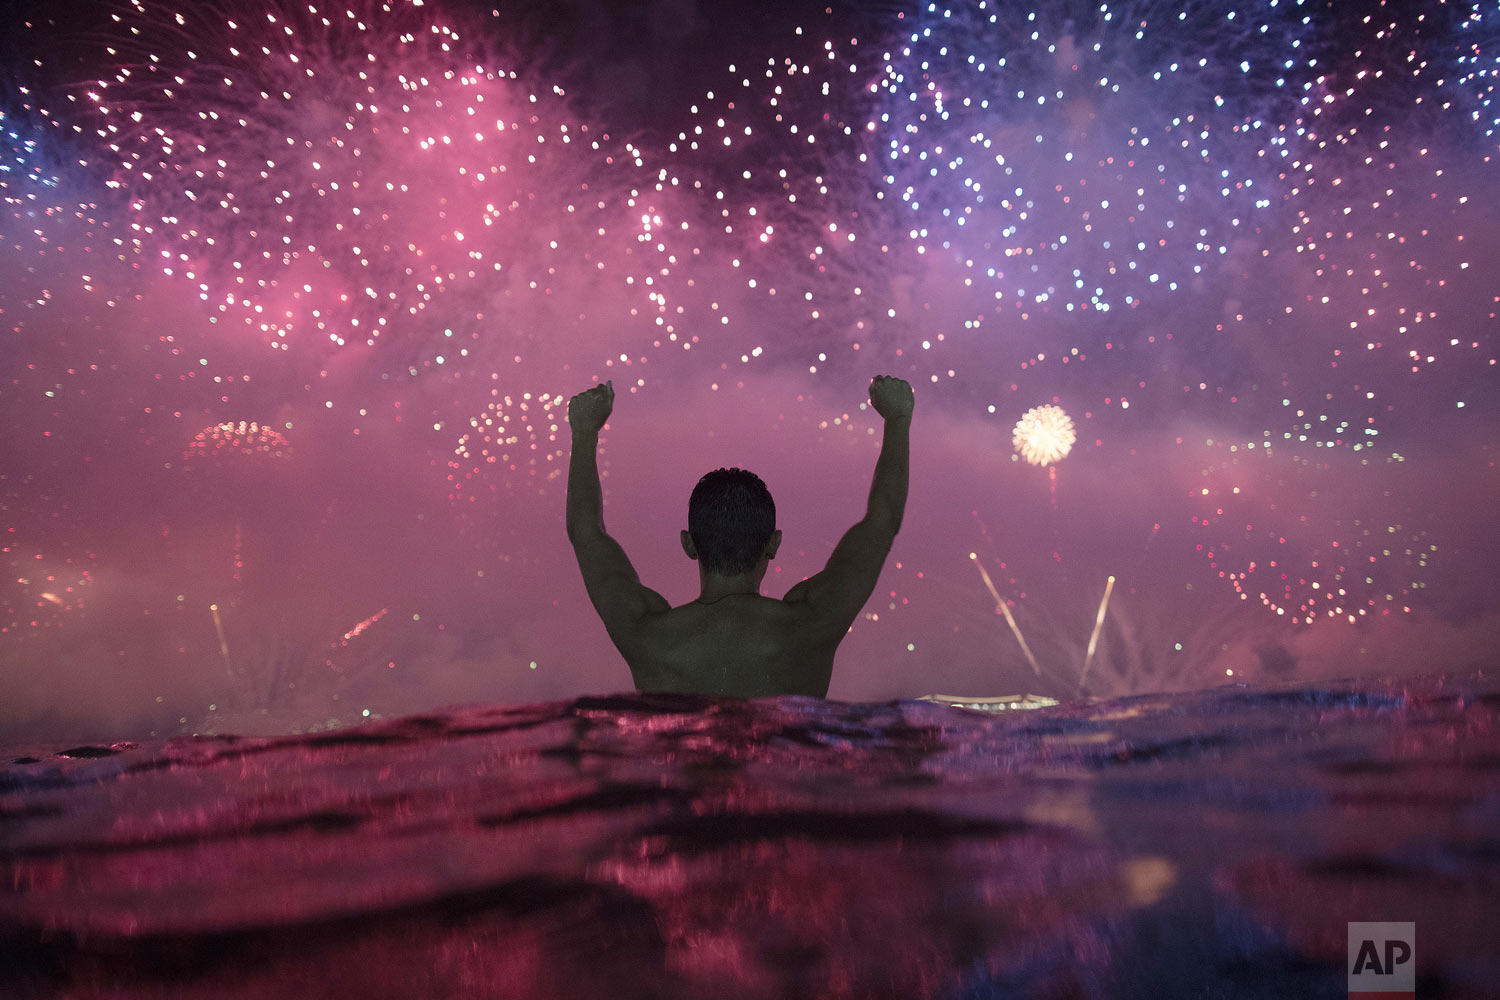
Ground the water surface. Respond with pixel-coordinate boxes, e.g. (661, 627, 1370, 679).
(4, 673, 1498, 998)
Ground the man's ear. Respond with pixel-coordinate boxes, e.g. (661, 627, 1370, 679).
(681, 530, 698, 560)
(765, 529, 782, 560)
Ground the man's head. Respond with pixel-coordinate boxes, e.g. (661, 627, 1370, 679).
(683, 468, 779, 576)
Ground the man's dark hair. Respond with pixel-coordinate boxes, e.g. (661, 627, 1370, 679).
(688, 468, 776, 576)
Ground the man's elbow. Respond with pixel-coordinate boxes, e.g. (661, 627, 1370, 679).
(866, 501, 904, 536)
(566, 517, 599, 544)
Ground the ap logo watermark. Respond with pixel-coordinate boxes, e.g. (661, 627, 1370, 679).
(1348, 922, 1415, 998)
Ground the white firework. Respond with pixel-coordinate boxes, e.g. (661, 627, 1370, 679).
(1012, 405, 1076, 467)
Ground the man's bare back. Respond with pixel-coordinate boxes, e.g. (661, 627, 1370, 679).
(615, 594, 838, 697)
(565, 376, 913, 698)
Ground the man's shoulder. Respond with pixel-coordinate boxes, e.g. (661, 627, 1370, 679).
(781, 578, 814, 604)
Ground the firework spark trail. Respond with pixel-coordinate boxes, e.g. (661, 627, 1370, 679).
(1080, 574, 1115, 692)
(210, 602, 232, 677)
(997, 591, 1044, 679)
(970, 552, 1042, 677)
(341, 607, 388, 644)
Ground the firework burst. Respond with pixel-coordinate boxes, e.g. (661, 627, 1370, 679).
(85, 0, 671, 369)
(1013, 404, 1076, 466)
(448, 388, 568, 499)
(185, 420, 292, 461)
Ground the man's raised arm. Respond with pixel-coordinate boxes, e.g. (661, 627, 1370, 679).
(566, 381, 667, 637)
(566, 381, 615, 542)
(786, 376, 913, 631)
(863, 375, 913, 535)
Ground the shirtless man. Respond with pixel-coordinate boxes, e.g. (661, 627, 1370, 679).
(566, 376, 913, 697)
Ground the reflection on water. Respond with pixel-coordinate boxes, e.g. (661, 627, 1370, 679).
(3, 674, 1498, 998)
